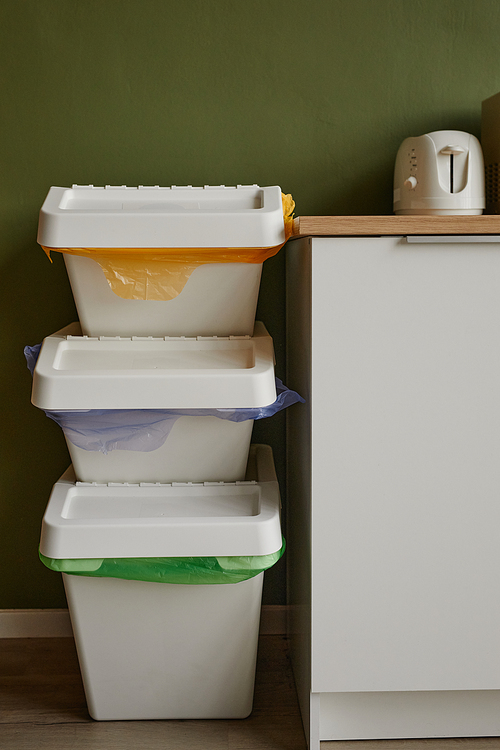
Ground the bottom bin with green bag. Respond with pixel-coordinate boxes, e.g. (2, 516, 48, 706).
(39, 444, 283, 721)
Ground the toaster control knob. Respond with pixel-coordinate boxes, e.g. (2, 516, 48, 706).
(404, 176, 417, 189)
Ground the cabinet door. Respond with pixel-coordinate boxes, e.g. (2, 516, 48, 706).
(311, 236, 500, 693)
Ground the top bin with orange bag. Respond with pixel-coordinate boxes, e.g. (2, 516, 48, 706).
(38, 184, 294, 337)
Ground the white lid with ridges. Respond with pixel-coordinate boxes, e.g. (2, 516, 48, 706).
(39, 445, 282, 559)
(37, 184, 286, 248)
(31, 321, 276, 410)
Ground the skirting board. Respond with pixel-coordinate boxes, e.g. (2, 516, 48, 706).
(0, 605, 288, 638)
(0, 609, 73, 638)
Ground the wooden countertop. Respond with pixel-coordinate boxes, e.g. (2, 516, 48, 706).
(292, 215, 500, 237)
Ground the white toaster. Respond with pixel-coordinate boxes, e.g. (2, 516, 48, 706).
(393, 130, 485, 215)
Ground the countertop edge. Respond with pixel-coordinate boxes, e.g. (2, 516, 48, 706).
(291, 215, 500, 237)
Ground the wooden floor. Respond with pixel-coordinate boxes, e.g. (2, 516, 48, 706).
(2, 636, 500, 750)
(1, 634, 305, 750)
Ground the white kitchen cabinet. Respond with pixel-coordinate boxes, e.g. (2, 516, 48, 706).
(286, 232, 500, 748)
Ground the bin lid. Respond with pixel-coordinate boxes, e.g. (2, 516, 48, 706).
(39, 445, 282, 559)
(31, 321, 276, 410)
(37, 184, 286, 249)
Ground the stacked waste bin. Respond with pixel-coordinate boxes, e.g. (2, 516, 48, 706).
(28, 184, 301, 721)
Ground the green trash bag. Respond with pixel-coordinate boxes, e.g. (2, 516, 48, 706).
(39, 538, 285, 585)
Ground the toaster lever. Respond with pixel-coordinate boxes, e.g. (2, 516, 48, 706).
(440, 145, 466, 155)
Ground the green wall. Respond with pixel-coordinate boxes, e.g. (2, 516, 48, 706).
(1, 0, 500, 608)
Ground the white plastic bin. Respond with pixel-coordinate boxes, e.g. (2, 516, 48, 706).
(39, 445, 282, 721)
(62, 253, 263, 338)
(31, 322, 276, 483)
(37, 184, 289, 337)
(67, 417, 254, 484)
(64, 572, 264, 720)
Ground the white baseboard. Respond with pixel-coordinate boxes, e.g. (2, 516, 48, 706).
(0, 605, 288, 638)
(0, 609, 73, 638)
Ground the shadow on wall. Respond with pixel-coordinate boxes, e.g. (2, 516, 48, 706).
(0, 242, 77, 608)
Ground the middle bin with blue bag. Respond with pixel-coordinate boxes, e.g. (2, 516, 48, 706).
(28, 321, 302, 483)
